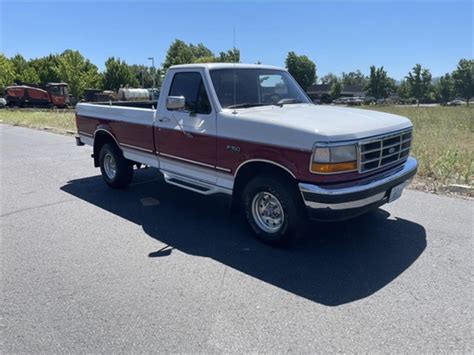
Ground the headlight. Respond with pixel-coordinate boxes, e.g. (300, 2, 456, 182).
(311, 144, 358, 174)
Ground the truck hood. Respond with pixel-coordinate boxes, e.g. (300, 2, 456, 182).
(232, 104, 412, 142)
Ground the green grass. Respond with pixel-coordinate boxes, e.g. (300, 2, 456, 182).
(1, 106, 473, 194)
(365, 106, 473, 192)
(0, 109, 76, 134)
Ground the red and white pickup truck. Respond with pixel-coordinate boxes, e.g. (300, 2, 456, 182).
(75, 63, 417, 244)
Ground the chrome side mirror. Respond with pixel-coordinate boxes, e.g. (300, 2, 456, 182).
(166, 96, 185, 111)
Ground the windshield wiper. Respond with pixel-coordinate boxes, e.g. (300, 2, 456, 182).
(227, 103, 274, 109)
(276, 98, 303, 107)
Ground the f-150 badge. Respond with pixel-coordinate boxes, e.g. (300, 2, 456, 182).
(227, 145, 241, 153)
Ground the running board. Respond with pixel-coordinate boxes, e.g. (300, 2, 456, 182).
(163, 172, 231, 195)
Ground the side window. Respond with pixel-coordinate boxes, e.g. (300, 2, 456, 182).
(168, 72, 212, 114)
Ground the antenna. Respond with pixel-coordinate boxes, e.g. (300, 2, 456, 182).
(232, 26, 237, 114)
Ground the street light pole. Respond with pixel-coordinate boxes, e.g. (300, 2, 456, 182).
(148, 57, 155, 88)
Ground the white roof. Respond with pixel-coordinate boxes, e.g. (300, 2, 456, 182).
(169, 63, 285, 71)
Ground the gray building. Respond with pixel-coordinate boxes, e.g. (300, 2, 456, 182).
(307, 84, 366, 102)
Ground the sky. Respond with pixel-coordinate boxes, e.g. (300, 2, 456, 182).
(1, 0, 472, 80)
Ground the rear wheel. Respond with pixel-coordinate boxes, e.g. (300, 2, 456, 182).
(242, 175, 305, 245)
(99, 143, 133, 188)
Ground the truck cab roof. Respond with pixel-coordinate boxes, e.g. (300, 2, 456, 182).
(169, 63, 285, 71)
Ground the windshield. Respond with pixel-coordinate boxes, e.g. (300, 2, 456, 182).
(49, 86, 61, 96)
(209, 68, 311, 109)
(49, 85, 68, 96)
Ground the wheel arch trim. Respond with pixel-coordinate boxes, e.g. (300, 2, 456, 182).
(234, 159, 296, 179)
(93, 128, 121, 150)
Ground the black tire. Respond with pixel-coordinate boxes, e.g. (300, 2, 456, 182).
(242, 174, 305, 245)
(99, 143, 133, 188)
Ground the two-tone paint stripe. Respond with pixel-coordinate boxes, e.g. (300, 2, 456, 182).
(78, 131, 93, 137)
(120, 142, 154, 153)
(158, 152, 232, 173)
(84, 133, 233, 174)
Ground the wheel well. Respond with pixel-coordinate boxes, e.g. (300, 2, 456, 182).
(232, 161, 296, 208)
(93, 131, 119, 167)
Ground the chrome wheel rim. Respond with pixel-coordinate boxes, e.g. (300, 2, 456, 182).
(251, 191, 284, 233)
(103, 153, 117, 179)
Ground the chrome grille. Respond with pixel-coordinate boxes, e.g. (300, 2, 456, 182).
(359, 129, 412, 173)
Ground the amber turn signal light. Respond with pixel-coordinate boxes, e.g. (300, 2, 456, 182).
(311, 161, 358, 174)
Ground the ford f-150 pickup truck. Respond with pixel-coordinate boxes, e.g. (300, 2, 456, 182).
(75, 63, 417, 244)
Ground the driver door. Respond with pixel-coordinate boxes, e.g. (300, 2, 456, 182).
(155, 71, 217, 184)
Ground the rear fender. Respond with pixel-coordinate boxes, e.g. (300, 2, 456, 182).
(93, 125, 121, 167)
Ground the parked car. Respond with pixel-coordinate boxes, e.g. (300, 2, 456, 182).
(385, 96, 402, 105)
(332, 97, 348, 105)
(75, 63, 417, 244)
(364, 96, 376, 105)
(346, 97, 364, 106)
(447, 99, 466, 106)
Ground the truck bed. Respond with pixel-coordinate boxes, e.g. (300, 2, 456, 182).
(76, 101, 156, 125)
(75, 101, 157, 165)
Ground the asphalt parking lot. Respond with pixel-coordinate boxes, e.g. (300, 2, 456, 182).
(1, 124, 473, 353)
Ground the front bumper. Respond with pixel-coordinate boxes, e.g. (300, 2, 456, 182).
(299, 157, 418, 221)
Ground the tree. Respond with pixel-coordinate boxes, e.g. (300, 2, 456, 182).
(397, 80, 410, 100)
(341, 70, 367, 88)
(29, 54, 61, 85)
(330, 78, 342, 99)
(192, 48, 240, 64)
(193, 56, 218, 64)
(285, 51, 316, 91)
(320, 73, 338, 86)
(82, 61, 104, 91)
(163, 39, 239, 69)
(0, 54, 16, 91)
(406, 64, 432, 106)
(55, 50, 103, 98)
(189, 43, 213, 59)
(452, 58, 473, 106)
(163, 39, 196, 69)
(365, 66, 393, 99)
(129, 64, 161, 88)
(435, 74, 454, 104)
(10, 54, 40, 84)
(103, 57, 138, 91)
(218, 48, 240, 63)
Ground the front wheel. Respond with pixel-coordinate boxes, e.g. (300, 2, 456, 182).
(99, 143, 133, 188)
(242, 175, 305, 245)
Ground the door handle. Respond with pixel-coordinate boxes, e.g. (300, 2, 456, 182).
(159, 117, 171, 122)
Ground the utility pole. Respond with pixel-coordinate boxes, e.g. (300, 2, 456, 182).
(148, 57, 155, 88)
